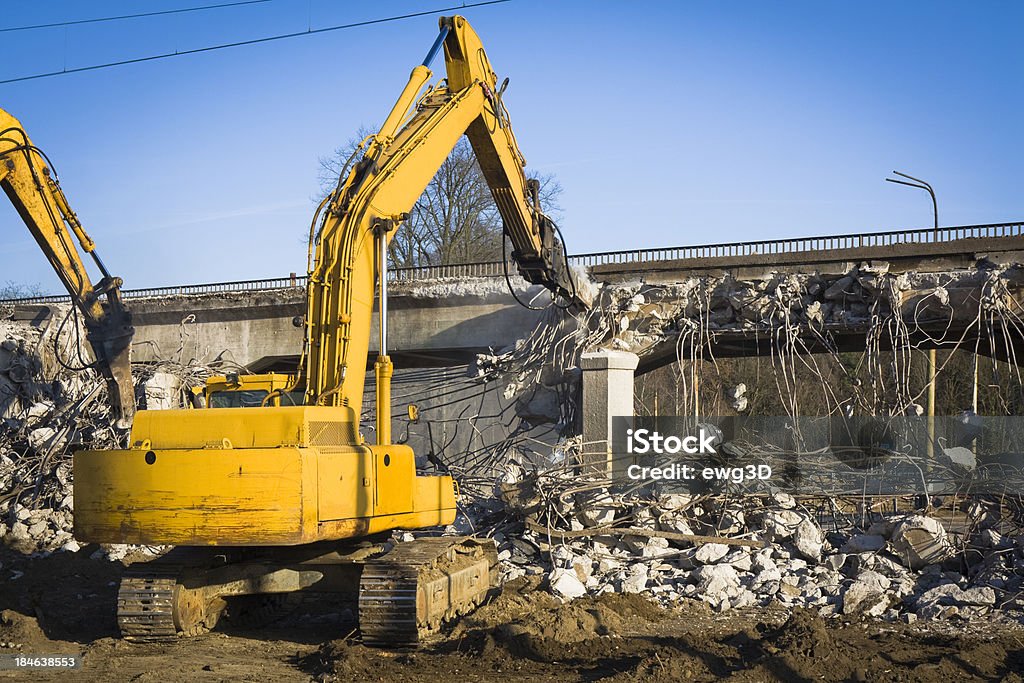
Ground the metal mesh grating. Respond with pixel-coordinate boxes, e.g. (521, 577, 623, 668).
(307, 421, 347, 446)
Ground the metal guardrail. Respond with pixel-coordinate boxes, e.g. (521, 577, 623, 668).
(4, 221, 1021, 304)
(569, 220, 1024, 267)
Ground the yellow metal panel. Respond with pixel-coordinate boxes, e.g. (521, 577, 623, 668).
(370, 445, 415, 517)
(129, 405, 357, 450)
(204, 373, 295, 393)
(73, 447, 316, 546)
(414, 474, 457, 523)
(317, 506, 456, 540)
(75, 439, 455, 546)
(316, 446, 374, 521)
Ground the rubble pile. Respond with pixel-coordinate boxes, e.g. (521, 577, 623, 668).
(0, 306, 221, 555)
(0, 308, 115, 553)
(456, 483, 1024, 624)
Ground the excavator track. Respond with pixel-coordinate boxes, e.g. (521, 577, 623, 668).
(358, 537, 497, 647)
(117, 565, 182, 642)
(117, 554, 224, 641)
(116, 537, 497, 645)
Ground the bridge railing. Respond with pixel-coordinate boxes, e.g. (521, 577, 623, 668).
(3, 221, 1020, 304)
(389, 260, 512, 281)
(570, 221, 1024, 266)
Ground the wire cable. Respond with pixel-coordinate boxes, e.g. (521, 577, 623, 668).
(0, 0, 272, 34)
(501, 228, 548, 311)
(0, 0, 511, 85)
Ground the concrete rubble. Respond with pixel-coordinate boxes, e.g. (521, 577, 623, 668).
(589, 262, 1024, 362)
(455, 480, 1024, 626)
(435, 260, 1024, 626)
(0, 305, 224, 559)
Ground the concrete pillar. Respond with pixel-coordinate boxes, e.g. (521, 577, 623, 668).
(580, 349, 638, 478)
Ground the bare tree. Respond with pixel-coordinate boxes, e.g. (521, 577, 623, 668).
(318, 131, 562, 268)
(0, 281, 46, 300)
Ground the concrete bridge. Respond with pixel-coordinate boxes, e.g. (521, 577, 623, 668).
(7, 221, 1024, 372)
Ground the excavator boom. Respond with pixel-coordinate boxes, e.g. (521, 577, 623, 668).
(0, 108, 134, 427)
(305, 15, 582, 412)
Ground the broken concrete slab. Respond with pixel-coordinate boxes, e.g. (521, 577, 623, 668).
(548, 568, 587, 600)
(793, 518, 823, 562)
(694, 543, 730, 564)
(890, 516, 954, 570)
(843, 578, 891, 616)
(842, 534, 886, 553)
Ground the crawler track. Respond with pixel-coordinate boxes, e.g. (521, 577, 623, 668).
(116, 566, 181, 642)
(358, 537, 497, 647)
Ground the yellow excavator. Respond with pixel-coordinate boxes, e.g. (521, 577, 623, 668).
(0, 108, 135, 429)
(67, 15, 580, 645)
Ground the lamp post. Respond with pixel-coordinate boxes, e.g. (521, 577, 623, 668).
(886, 171, 939, 467)
(885, 170, 938, 239)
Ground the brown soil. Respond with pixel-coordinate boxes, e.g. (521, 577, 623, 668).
(1, 548, 1023, 682)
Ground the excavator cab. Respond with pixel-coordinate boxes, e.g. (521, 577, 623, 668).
(199, 372, 304, 408)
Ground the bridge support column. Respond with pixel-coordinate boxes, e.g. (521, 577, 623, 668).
(580, 350, 638, 478)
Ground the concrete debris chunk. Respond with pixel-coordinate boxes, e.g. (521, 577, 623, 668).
(890, 516, 954, 570)
(855, 570, 891, 592)
(27, 427, 58, 451)
(824, 276, 856, 300)
(694, 542, 730, 564)
(842, 534, 886, 553)
(695, 564, 740, 597)
(761, 509, 804, 540)
(26, 520, 48, 538)
(842, 578, 890, 616)
(915, 583, 996, 610)
(576, 494, 617, 527)
(793, 518, 823, 562)
(942, 446, 976, 471)
(658, 512, 694, 536)
(142, 372, 182, 410)
(725, 383, 748, 412)
(548, 568, 587, 600)
(771, 492, 796, 509)
(8, 521, 29, 541)
(620, 563, 650, 594)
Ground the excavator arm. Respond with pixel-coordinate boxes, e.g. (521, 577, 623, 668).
(305, 15, 581, 418)
(0, 108, 135, 428)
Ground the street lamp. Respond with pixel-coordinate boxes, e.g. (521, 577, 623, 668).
(886, 170, 938, 238)
(886, 170, 941, 471)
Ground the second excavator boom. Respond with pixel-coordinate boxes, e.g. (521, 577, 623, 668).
(0, 108, 134, 428)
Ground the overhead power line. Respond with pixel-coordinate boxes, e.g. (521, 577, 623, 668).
(0, 0, 272, 34)
(0, 0, 510, 85)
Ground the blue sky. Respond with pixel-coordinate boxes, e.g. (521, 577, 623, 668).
(0, 0, 1020, 292)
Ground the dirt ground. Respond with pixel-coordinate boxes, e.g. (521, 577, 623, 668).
(0, 546, 1022, 682)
